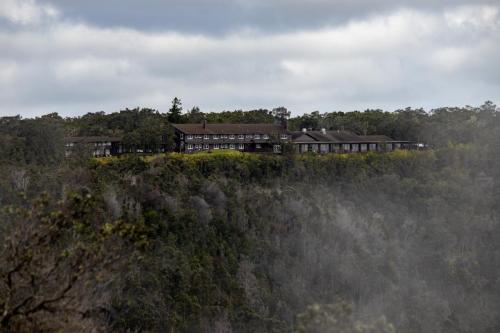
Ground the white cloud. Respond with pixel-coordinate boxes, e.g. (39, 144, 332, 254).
(0, 0, 58, 26)
(54, 57, 132, 81)
(0, 3, 499, 116)
(445, 5, 499, 29)
(0, 61, 18, 82)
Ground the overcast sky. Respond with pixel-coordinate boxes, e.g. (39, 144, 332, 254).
(1, 0, 499, 117)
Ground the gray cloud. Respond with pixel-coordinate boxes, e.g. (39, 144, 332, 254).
(0, 0, 499, 117)
(47, 0, 498, 34)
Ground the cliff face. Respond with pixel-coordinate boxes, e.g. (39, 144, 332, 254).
(85, 149, 498, 332)
(1, 144, 499, 332)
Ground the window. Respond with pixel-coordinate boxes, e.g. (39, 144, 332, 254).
(213, 135, 219, 140)
(351, 144, 359, 152)
(273, 144, 282, 153)
(395, 143, 401, 149)
(262, 134, 269, 140)
(222, 144, 228, 149)
(229, 134, 235, 139)
(238, 134, 244, 140)
(195, 135, 202, 139)
(320, 144, 329, 153)
(229, 144, 235, 149)
(360, 144, 367, 152)
(254, 134, 260, 140)
(180, 133, 184, 139)
(246, 134, 253, 139)
(213, 144, 220, 149)
(204, 134, 210, 140)
(221, 135, 228, 139)
(238, 143, 244, 150)
(195, 144, 202, 150)
(203, 144, 209, 150)
(187, 144, 193, 150)
(369, 143, 377, 151)
(386, 143, 393, 151)
(280, 134, 288, 140)
(255, 143, 261, 149)
(342, 144, 350, 151)
(186, 135, 193, 140)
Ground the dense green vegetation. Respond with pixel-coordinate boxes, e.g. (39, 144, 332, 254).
(1, 99, 498, 161)
(1, 101, 499, 332)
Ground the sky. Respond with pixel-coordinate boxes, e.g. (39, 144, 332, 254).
(0, 0, 499, 117)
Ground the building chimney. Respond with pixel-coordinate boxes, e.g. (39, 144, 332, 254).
(321, 128, 326, 134)
(302, 128, 307, 133)
(202, 119, 207, 129)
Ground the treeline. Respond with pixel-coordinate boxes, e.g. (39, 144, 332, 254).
(1, 100, 499, 166)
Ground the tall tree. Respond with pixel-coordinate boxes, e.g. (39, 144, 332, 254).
(167, 97, 183, 124)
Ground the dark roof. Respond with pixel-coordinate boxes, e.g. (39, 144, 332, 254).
(359, 135, 394, 142)
(359, 135, 413, 142)
(172, 123, 288, 135)
(292, 130, 367, 143)
(291, 133, 318, 142)
(292, 130, 410, 143)
(64, 136, 122, 143)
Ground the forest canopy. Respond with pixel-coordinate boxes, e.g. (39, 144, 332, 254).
(0, 100, 499, 332)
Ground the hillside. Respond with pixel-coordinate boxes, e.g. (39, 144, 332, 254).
(1, 146, 499, 332)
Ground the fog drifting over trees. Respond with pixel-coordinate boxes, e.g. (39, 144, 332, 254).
(1, 103, 499, 332)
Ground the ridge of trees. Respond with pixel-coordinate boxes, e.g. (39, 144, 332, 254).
(1, 99, 498, 166)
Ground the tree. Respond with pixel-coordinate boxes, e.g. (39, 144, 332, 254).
(167, 97, 183, 124)
(185, 106, 205, 123)
(0, 192, 122, 332)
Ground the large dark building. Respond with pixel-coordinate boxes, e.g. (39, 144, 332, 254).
(292, 129, 413, 153)
(172, 121, 291, 153)
(64, 136, 122, 157)
(173, 122, 413, 154)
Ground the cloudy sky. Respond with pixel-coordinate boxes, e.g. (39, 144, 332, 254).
(0, 0, 499, 117)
